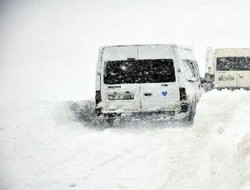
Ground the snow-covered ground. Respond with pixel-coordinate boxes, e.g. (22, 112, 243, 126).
(1, 1, 250, 189)
(0, 90, 250, 190)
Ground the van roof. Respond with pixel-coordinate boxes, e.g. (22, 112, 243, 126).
(100, 44, 192, 51)
(214, 48, 250, 57)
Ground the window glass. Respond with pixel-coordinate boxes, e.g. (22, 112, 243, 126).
(183, 60, 196, 79)
(217, 57, 250, 71)
(104, 59, 176, 84)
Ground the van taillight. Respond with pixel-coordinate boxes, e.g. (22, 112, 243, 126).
(95, 91, 102, 105)
(179, 88, 187, 101)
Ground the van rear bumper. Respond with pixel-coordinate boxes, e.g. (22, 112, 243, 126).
(97, 110, 190, 121)
(96, 102, 190, 120)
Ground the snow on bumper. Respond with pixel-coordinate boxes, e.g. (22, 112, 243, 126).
(96, 101, 190, 120)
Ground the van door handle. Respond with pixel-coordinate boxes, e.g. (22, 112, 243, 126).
(144, 93, 152, 96)
(161, 84, 168, 86)
(108, 86, 121, 89)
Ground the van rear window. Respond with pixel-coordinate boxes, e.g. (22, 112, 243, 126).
(104, 59, 176, 84)
(217, 57, 250, 71)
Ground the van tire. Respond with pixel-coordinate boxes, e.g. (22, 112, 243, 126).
(188, 103, 196, 121)
(105, 117, 114, 127)
(94, 116, 114, 128)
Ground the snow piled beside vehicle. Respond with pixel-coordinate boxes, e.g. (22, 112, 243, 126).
(194, 89, 250, 190)
(0, 90, 250, 190)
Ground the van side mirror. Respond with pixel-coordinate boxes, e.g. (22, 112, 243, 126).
(187, 77, 198, 82)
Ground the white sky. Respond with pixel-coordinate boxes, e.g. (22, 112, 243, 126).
(0, 0, 250, 102)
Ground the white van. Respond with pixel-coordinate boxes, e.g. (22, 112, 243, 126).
(95, 44, 202, 123)
(205, 48, 250, 90)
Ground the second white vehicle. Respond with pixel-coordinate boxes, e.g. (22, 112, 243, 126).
(95, 44, 202, 123)
(205, 48, 250, 90)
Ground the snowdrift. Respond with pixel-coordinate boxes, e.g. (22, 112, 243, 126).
(194, 89, 250, 190)
(0, 90, 250, 190)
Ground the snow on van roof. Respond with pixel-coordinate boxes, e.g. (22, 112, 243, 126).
(214, 48, 250, 57)
(100, 44, 192, 51)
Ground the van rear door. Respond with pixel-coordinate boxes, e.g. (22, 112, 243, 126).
(103, 60, 141, 113)
(101, 46, 141, 113)
(138, 46, 180, 112)
(137, 59, 180, 112)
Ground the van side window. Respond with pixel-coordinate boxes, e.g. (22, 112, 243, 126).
(192, 61, 200, 78)
(183, 60, 196, 79)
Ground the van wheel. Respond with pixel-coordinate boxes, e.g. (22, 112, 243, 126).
(188, 103, 196, 121)
(105, 117, 114, 127)
(94, 116, 114, 128)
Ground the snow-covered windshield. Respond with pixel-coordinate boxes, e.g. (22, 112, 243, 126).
(217, 57, 250, 71)
(104, 59, 176, 84)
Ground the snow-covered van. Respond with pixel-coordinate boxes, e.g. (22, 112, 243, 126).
(95, 44, 202, 122)
(205, 48, 250, 90)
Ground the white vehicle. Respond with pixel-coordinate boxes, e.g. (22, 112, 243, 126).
(205, 48, 250, 90)
(95, 44, 202, 123)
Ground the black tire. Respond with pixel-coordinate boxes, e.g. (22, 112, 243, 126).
(188, 103, 196, 122)
(105, 117, 114, 127)
(94, 116, 114, 128)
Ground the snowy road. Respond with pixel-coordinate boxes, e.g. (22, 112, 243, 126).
(1, 90, 250, 190)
